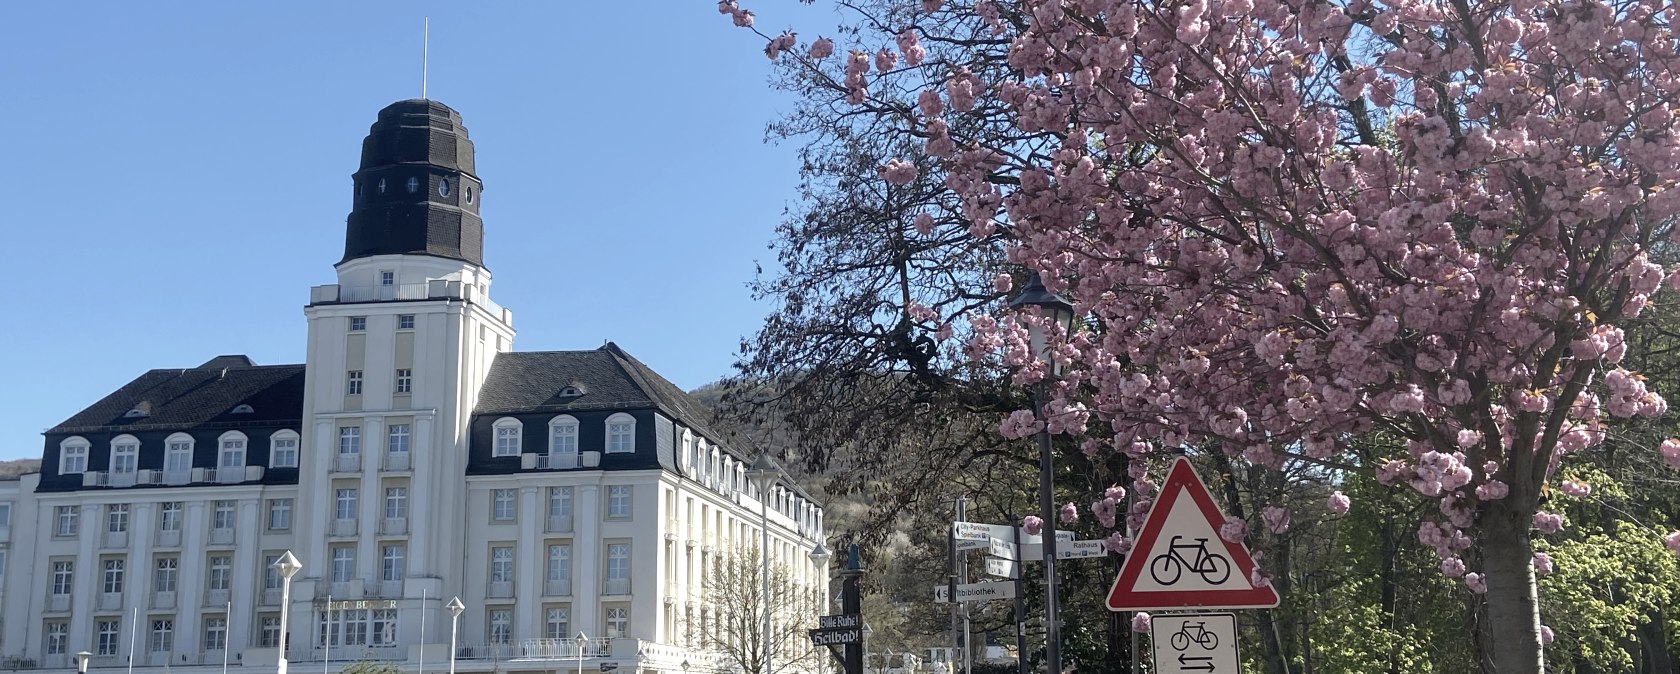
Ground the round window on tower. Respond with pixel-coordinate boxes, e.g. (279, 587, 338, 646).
(377, 178, 387, 194)
(439, 179, 450, 197)
(466, 185, 475, 204)
(407, 177, 420, 193)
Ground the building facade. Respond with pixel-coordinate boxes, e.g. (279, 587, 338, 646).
(0, 100, 826, 674)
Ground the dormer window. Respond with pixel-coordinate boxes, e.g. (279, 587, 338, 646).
(60, 437, 90, 474)
(110, 436, 140, 474)
(605, 413, 636, 454)
(493, 418, 523, 457)
(230, 404, 254, 414)
(559, 386, 583, 398)
(123, 404, 150, 418)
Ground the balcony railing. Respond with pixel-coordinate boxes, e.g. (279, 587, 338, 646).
(161, 470, 192, 486)
(99, 592, 123, 611)
(152, 591, 177, 610)
(384, 453, 411, 471)
(537, 453, 578, 470)
(545, 515, 573, 534)
(102, 531, 128, 549)
(544, 579, 572, 597)
(46, 594, 71, 612)
(338, 283, 431, 303)
(208, 527, 235, 545)
(331, 519, 358, 537)
(487, 581, 514, 599)
(156, 529, 181, 547)
(205, 588, 231, 607)
(334, 455, 362, 473)
(603, 578, 630, 596)
(380, 517, 407, 535)
(504, 638, 613, 659)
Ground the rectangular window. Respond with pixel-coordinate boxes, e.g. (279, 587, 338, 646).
(102, 557, 125, 593)
(165, 441, 193, 472)
(398, 314, 415, 330)
(0, 502, 10, 528)
(492, 489, 517, 521)
(488, 610, 512, 644)
(160, 502, 183, 531)
(60, 445, 88, 474)
(265, 554, 283, 590)
(380, 271, 395, 286)
(395, 369, 413, 394)
(387, 424, 410, 455)
(111, 443, 138, 474)
(204, 616, 228, 651)
(268, 499, 293, 530)
(547, 544, 571, 581)
(271, 436, 298, 468)
(46, 621, 69, 655)
(332, 547, 355, 583)
(382, 545, 406, 582)
(607, 420, 635, 453)
(605, 606, 629, 639)
(347, 370, 363, 396)
(107, 503, 129, 533)
(336, 489, 359, 520)
(154, 557, 179, 593)
(149, 619, 173, 652)
(544, 606, 570, 639)
(550, 421, 578, 458)
(213, 500, 236, 530)
(97, 620, 121, 656)
(607, 543, 630, 581)
(548, 487, 573, 518)
(607, 485, 632, 519)
(55, 506, 78, 537)
(52, 561, 73, 595)
(494, 426, 521, 457)
(350, 316, 367, 331)
(384, 487, 408, 519)
(339, 427, 361, 455)
(219, 438, 245, 469)
(208, 555, 232, 591)
(490, 546, 515, 583)
(260, 616, 282, 648)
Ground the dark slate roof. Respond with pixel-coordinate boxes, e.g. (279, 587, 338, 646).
(48, 360, 306, 434)
(475, 342, 743, 454)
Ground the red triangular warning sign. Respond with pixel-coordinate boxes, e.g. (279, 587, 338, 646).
(1106, 457, 1281, 611)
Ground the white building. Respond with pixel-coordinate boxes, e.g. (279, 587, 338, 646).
(0, 99, 826, 674)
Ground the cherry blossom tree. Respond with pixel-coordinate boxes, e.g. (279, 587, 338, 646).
(721, 0, 1680, 670)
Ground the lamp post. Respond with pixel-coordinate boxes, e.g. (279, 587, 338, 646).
(271, 551, 302, 674)
(574, 632, 588, 674)
(75, 651, 92, 674)
(681, 658, 691, 674)
(747, 453, 782, 674)
(1006, 272, 1075, 674)
(446, 597, 465, 674)
(809, 543, 832, 674)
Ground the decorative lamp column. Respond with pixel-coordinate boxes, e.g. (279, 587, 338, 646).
(1004, 271, 1075, 674)
(271, 551, 303, 674)
(446, 597, 465, 674)
(75, 651, 92, 674)
(747, 453, 783, 674)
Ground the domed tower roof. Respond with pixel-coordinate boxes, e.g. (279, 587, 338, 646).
(342, 99, 485, 267)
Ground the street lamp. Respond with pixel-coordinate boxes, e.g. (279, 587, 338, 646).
(574, 631, 589, 674)
(747, 453, 782, 674)
(1005, 271, 1075, 674)
(271, 551, 302, 674)
(446, 597, 465, 674)
(75, 651, 92, 674)
(680, 658, 691, 674)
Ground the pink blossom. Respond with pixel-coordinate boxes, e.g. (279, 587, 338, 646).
(809, 37, 834, 59)
(999, 410, 1041, 439)
(1440, 557, 1466, 577)
(1532, 552, 1554, 576)
(921, 0, 942, 11)
(764, 32, 797, 60)
(1092, 498, 1119, 528)
(880, 159, 918, 185)
(1464, 573, 1488, 594)
(914, 213, 935, 235)
(1662, 438, 1680, 468)
(896, 30, 926, 67)
(992, 273, 1012, 294)
(874, 48, 898, 72)
(1261, 506, 1290, 534)
(1249, 564, 1273, 588)
(1532, 511, 1565, 534)
(1104, 485, 1127, 501)
(1326, 491, 1351, 515)
(1219, 516, 1247, 543)
(1059, 502, 1079, 524)
(1476, 480, 1509, 501)
(1131, 613, 1152, 633)
(1540, 625, 1555, 645)
(1022, 515, 1044, 536)
(1558, 480, 1591, 497)
(1665, 531, 1680, 559)
(1103, 531, 1133, 554)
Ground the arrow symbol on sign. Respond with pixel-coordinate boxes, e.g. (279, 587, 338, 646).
(1177, 654, 1215, 672)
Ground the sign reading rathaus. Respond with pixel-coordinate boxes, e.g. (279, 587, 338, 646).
(0, 100, 827, 674)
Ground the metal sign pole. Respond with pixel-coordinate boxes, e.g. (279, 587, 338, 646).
(1009, 512, 1028, 674)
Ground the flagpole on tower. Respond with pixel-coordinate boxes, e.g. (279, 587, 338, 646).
(421, 17, 430, 100)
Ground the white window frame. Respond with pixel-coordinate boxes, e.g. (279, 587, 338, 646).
(395, 369, 413, 394)
(59, 437, 90, 474)
(204, 616, 228, 652)
(488, 609, 512, 644)
(207, 555, 233, 591)
(607, 485, 632, 519)
(492, 489, 517, 522)
(164, 433, 195, 473)
(331, 547, 355, 583)
(55, 506, 78, 537)
(102, 558, 125, 593)
(387, 424, 410, 455)
(347, 370, 363, 396)
(154, 557, 179, 593)
(545, 606, 570, 639)
(398, 315, 415, 330)
(160, 502, 183, 532)
(52, 560, 74, 595)
(385, 486, 408, 519)
(97, 620, 121, 656)
(350, 316, 367, 331)
(339, 427, 362, 456)
(110, 435, 140, 474)
(549, 415, 579, 464)
(213, 500, 236, 530)
(605, 606, 630, 639)
(605, 413, 636, 453)
(106, 503, 129, 533)
(492, 417, 523, 457)
(606, 543, 630, 581)
(149, 619, 173, 653)
(336, 488, 359, 521)
(268, 499, 293, 531)
(381, 545, 406, 582)
(546, 544, 570, 582)
(270, 430, 300, 468)
(217, 431, 248, 469)
(548, 487, 573, 518)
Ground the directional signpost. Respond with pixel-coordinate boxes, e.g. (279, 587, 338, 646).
(932, 581, 1018, 603)
(809, 613, 863, 647)
(1150, 613, 1240, 674)
(1106, 458, 1280, 611)
(984, 557, 1018, 578)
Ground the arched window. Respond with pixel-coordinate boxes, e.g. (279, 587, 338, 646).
(164, 433, 194, 473)
(110, 435, 140, 474)
(59, 437, 91, 474)
(406, 176, 420, 193)
(270, 430, 300, 468)
(493, 417, 523, 457)
(217, 431, 247, 469)
(605, 413, 636, 454)
(548, 415, 579, 468)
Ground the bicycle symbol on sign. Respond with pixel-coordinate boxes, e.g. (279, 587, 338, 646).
(1149, 535, 1232, 586)
(1169, 620, 1221, 651)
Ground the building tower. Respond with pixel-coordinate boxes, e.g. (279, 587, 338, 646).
(295, 99, 514, 653)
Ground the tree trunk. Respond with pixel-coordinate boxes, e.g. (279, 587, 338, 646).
(1481, 501, 1543, 673)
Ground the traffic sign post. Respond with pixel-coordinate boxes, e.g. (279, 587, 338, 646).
(932, 581, 1018, 603)
(1106, 458, 1280, 611)
(1150, 613, 1240, 673)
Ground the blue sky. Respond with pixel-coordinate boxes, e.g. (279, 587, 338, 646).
(0, 2, 833, 460)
